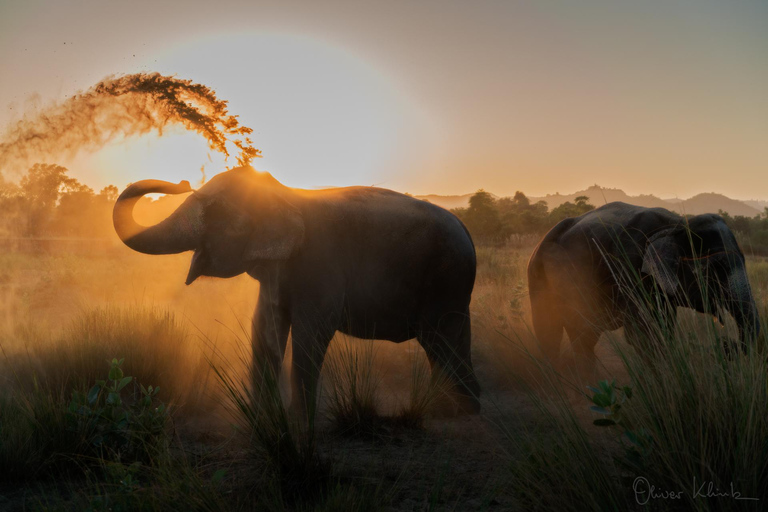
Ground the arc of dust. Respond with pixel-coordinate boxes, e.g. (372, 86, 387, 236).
(0, 73, 261, 178)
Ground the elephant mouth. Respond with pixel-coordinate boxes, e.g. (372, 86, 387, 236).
(186, 248, 209, 285)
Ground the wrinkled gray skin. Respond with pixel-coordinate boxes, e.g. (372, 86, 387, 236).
(528, 202, 760, 360)
(113, 166, 480, 415)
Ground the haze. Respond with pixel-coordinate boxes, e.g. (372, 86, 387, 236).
(1, 0, 766, 199)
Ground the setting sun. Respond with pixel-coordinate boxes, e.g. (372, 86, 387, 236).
(62, 33, 437, 191)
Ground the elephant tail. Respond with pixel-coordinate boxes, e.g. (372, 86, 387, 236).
(528, 219, 576, 361)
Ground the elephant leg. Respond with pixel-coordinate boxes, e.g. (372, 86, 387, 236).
(530, 288, 565, 361)
(417, 306, 481, 416)
(565, 324, 600, 359)
(289, 319, 335, 418)
(251, 289, 291, 398)
(563, 323, 601, 379)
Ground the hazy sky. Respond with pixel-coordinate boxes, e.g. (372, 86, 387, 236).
(1, 0, 766, 199)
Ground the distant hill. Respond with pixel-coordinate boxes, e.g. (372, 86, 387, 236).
(743, 200, 768, 213)
(675, 193, 761, 217)
(417, 185, 763, 217)
(527, 185, 671, 211)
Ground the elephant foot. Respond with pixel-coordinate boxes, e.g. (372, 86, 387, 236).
(430, 392, 481, 418)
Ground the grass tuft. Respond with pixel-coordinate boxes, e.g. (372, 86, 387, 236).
(213, 351, 329, 504)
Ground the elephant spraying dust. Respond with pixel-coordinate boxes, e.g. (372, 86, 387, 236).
(528, 202, 761, 361)
(113, 166, 481, 415)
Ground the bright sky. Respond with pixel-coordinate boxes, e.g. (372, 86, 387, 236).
(0, 0, 766, 199)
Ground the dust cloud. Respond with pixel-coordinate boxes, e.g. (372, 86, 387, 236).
(0, 73, 260, 177)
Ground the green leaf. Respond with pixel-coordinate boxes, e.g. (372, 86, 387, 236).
(87, 384, 101, 405)
(592, 395, 611, 408)
(590, 405, 611, 415)
(622, 386, 633, 399)
(109, 365, 124, 382)
(107, 391, 121, 406)
(587, 386, 601, 395)
(593, 418, 616, 427)
(117, 376, 133, 392)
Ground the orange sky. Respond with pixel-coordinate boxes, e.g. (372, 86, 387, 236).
(0, 0, 766, 199)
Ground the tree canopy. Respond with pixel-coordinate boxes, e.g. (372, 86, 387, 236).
(452, 190, 595, 244)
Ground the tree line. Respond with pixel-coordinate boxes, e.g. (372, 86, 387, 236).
(0, 164, 118, 239)
(450, 190, 768, 254)
(450, 190, 595, 244)
(3, 164, 767, 254)
(717, 209, 768, 256)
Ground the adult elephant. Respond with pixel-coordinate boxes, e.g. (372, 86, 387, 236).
(113, 166, 480, 415)
(528, 202, 760, 360)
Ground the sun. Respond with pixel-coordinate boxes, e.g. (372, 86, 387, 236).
(70, 33, 436, 192)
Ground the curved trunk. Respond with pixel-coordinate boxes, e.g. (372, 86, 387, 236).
(113, 179, 201, 254)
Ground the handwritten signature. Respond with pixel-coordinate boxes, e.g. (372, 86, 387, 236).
(633, 477, 759, 505)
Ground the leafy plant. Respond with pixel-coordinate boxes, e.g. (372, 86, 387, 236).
(588, 379, 653, 474)
(67, 358, 169, 462)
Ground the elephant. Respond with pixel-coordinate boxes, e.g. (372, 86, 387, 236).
(528, 202, 760, 361)
(113, 166, 481, 415)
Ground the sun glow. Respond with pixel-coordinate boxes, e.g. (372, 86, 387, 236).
(65, 33, 436, 191)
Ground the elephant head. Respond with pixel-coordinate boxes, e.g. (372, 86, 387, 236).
(641, 214, 760, 347)
(113, 166, 305, 284)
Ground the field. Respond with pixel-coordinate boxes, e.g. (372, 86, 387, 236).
(1, 240, 767, 511)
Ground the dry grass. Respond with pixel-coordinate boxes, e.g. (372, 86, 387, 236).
(2, 240, 768, 510)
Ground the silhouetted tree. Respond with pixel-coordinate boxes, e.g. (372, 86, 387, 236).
(0, 163, 118, 238)
(453, 191, 597, 245)
(549, 195, 595, 223)
(462, 189, 503, 243)
(497, 191, 549, 235)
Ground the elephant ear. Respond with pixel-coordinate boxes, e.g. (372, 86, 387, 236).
(641, 230, 681, 295)
(243, 194, 305, 262)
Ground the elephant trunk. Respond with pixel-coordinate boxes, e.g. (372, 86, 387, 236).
(113, 179, 201, 255)
(726, 266, 761, 345)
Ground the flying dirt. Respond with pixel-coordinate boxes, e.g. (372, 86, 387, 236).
(0, 73, 260, 178)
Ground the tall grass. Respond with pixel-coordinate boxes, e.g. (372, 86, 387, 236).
(0, 357, 171, 482)
(212, 345, 398, 510)
(213, 349, 328, 505)
(323, 336, 382, 435)
(502, 239, 768, 511)
(0, 305, 214, 415)
(394, 346, 447, 428)
(0, 385, 83, 479)
(323, 335, 452, 434)
(500, 353, 628, 511)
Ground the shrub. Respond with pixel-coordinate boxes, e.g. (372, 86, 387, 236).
(67, 358, 169, 463)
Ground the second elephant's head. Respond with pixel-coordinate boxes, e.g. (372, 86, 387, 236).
(112, 166, 305, 284)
